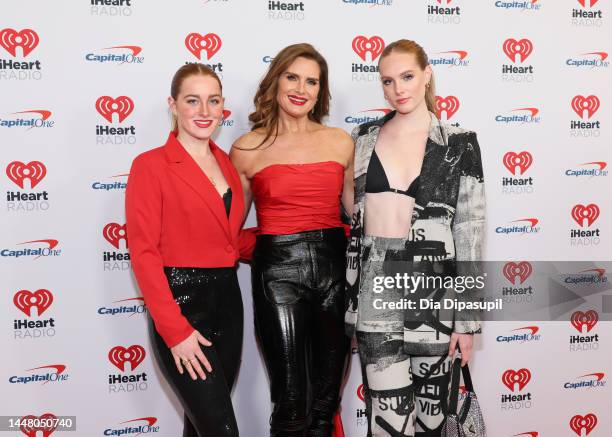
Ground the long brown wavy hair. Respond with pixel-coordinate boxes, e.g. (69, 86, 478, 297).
(248, 43, 330, 148)
(378, 39, 436, 114)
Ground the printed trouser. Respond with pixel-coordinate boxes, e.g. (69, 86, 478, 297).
(357, 332, 452, 437)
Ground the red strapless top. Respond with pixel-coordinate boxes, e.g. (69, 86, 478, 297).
(251, 161, 344, 235)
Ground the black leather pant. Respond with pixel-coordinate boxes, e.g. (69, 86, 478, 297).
(252, 228, 349, 437)
(150, 267, 243, 437)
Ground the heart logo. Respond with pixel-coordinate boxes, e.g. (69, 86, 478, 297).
(108, 345, 146, 371)
(502, 368, 531, 392)
(502, 38, 533, 63)
(185, 33, 222, 60)
(95, 96, 134, 123)
(103, 223, 128, 249)
(570, 310, 598, 333)
(569, 413, 597, 435)
(503, 151, 533, 175)
(352, 35, 385, 61)
(435, 95, 460, 120)
(502, 262, 532, 285)
(6, 161, 47, 189)
(13, 289, 54, 317)
(571, 204, 600, 227)
(0, 28, 39, 57)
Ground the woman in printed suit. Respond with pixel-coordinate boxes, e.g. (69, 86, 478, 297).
(344, 40, 485, 437)
(126, 63, 254, 437)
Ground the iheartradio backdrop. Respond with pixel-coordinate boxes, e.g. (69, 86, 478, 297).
(2, 1, 611, 436)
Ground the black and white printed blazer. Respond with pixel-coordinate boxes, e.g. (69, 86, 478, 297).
(345, 111, 485, 353)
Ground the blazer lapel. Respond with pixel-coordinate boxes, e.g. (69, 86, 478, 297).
(412, 115, 459, 225)
(164, 133, 230, 238)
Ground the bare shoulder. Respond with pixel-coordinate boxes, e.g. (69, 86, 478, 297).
(230, 131, 266, 170)
(324, 126, 354, 155)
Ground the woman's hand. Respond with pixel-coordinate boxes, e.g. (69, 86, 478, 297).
(448, 332, 473, 367)
(170, 330, 213, 380)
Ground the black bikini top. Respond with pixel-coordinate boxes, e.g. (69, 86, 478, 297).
(365, 149, 420, 198)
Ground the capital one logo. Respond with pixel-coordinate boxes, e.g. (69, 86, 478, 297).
(503, 151, 532, 175)
(14, 289, 53, 317)
(503, 262, 532, 285)
(435, 96, 460, 119)
(502, 368, 531, 392)
(571, 310, 598, 333)
(570, 414, 597, 436)
(185, 33, 222, 60)
(19, 413, 57, 437)
(0, 28, 39, 57)
(577, 0, 599, 7)
(571, 204, 600, 227)
(103, 223, 128, 249)
(352, 35, 385, 62)
(571, 95, 600, 119)
(108, 345, 146, 371)
(95, 96, 134, 123)
(503, 38, 533, 63)
(6, 161, 46, 189)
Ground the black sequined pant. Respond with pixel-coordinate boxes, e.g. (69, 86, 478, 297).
(252, 228, 349, 437)
(150, 267, 243, 437)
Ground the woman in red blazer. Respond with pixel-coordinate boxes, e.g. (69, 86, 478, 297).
(126, 63, 253, 437)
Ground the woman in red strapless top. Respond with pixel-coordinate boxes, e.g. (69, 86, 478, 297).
(231, 44, 354, 437)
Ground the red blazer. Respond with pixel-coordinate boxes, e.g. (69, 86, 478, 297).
(126, 132, 255, 347)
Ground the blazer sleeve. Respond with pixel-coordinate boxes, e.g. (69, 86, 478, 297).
(238, 227, 258, 262)
(126, 155, 195, 348)
(451, 132, 485, 334)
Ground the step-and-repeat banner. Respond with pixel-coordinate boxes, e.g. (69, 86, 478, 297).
(2, 1, 611, 436)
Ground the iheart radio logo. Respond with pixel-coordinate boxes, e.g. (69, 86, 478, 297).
(13, 289, 54, 317)
(6, 161, 47, 189)
(502, 368, 531, 392)
(0, 28, 39, 57)
(103, 223, 128, 249)
(571, 310, 598, 333)
(503, 151, 532, 175)
(569, 414, 597, 436)
(578, 0, 599, 7)
(352, 36, 385, 62)
(357, 384, 365, 402)
(437, 0, 453, 3)
(503, 38, 533, 63)
(185, 33, 222, 60)
(571, 95, 600, 119)
(108, 345, 146, 371)
(435, 96, 460, 119)
(571, 204, 600, 227)
(95, 96, 134, 123)
(20, 413, 57, 437)
(503, 262, 532, 285)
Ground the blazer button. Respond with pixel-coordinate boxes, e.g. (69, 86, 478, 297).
(225, 244, 234, 253)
